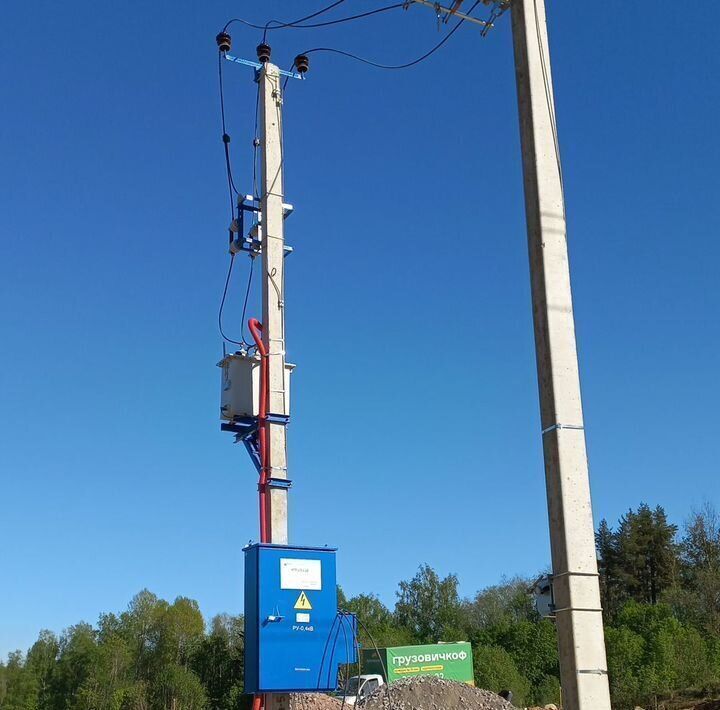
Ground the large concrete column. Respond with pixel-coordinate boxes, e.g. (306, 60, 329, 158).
(259, 61, 290, 710)
(510, 2, 612, 708)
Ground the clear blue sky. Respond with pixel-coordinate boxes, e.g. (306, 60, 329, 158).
(1, 0, 718, 658)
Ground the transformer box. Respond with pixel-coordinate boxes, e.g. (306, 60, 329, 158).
(218, 352, 295, 421)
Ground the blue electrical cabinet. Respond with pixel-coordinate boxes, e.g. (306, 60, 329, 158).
(244, 544, 356, 694)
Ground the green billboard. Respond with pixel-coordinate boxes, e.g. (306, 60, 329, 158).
(360, 642, 474, 685)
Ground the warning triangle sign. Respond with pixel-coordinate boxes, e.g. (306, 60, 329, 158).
(294, 591, 312, 610)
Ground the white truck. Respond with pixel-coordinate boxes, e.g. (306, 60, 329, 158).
(338, 674, 384, 706)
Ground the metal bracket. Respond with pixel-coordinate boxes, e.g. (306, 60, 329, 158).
(220, 418, 262, 471)
(225, 55, 304, 80)
(221, 415, 289, 472)
(266, 413, 290, 425)
(231, 195, 296, 256)
(243, 435, 262, 473)
(412, 0, 492, 27)
(267, 477, 292, 490)
(221, 417, 258, 437)
(230, 195, 261, 255)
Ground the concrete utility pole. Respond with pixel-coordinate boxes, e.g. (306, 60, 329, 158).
(259, 61, 290, 710)
(259, 60, 290, 547)
(511, 2, 612, 709)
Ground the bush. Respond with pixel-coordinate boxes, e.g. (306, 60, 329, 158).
(473, 645, 531, 707)
(533, 674, 561, 707)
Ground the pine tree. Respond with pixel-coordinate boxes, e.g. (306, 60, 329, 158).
(614, 504, 679, 605)
(596, 519, 623, 621)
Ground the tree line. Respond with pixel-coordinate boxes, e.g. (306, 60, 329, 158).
(2, 502, 719, 710)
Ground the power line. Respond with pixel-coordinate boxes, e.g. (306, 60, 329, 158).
(218, 255, 244, 347)
(252, 82, 260, 198)
(218, 254, 256, 348)
(263, 0, 349, 37)
(268, 3, 406, 30)
(217, 53, 240, 218)
(298, 0, 483, 71)
(222, 0, 349, 35)
(239, 256, 256, 346)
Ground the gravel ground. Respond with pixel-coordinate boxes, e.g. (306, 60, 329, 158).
(290, 693, 343, 709)
(358, 676, 516, 710)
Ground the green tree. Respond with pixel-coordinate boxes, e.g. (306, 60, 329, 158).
(191, 614, 244, 710)
(462, 576, 536, 634)
(152, 667, 205, 710)
(394, 565, 463, 643)
(116, 681, 149, 710)
(25, 631, 59, 710)
(490, 619, 559, 692)
(609, 601, 714, 707)
(118, 591, 169, 680)
(677, 503, 720, 635)
(596, 519, 624, 621)
(615, 504, 679, 605)
(52, 624, 101, 710)
(472, 646, 531, 707)
(343, 594, 412, 648)
(605, 625, 645, 709)
(533, 674, 561, 707)
(158, 599, 204, 669)
(0, 652, 38, 710)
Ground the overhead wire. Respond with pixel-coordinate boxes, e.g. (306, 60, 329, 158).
(218, 52, 240, 213)
(262, 0, 349, 40)
(239, 255, 256, 346)
(222, 0, 349, 36)
(252, 83, 260, 198)
(268, 2, 406, 30)
(296, 0, 484, 71)
(218, 255, 245, 347)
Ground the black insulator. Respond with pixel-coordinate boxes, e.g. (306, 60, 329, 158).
(295, 54, 309, 75)
(222, 133, 231, 144)
(216, 32, 232, 53)
(257, 43, 271, 63)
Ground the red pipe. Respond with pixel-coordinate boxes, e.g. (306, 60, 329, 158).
(248, 318, 270, 544)
(248, 319, 269, 710)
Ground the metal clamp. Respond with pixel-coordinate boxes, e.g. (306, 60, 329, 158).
(553, 607, 603, 614)
(578, 669, 609, 675)
(552, 571, 600, 580)
(267, 477, 292, 490)
(541, 423, 584, 435)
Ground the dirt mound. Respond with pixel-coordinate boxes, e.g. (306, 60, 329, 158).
(290, 693, 343, 709)
(359, 676, 516, 710)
